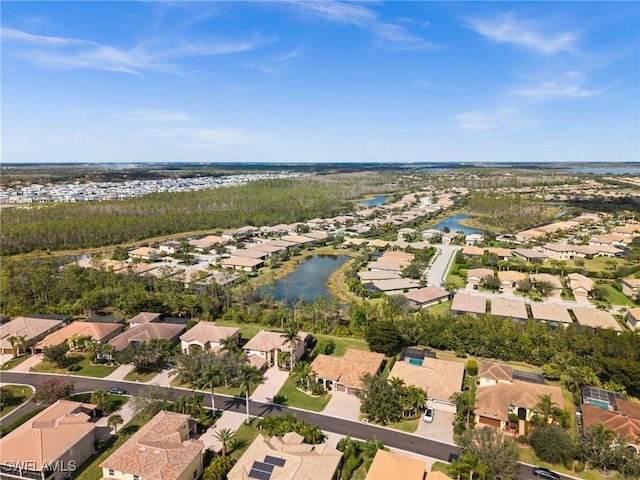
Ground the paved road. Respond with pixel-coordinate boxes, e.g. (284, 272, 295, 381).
(0, 372, 574, 480)
(426, 245, 462, 287)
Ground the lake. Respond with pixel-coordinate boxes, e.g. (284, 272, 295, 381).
(359, 195, 390, 207)
(568, 167, 640, 174)
(262, 254, 350, 304)
(431, 214, 484, 234)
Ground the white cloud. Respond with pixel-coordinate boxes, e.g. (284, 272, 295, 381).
(510, 81, 605, 100)
(467, 12, 578, 55)
(1, 27, 272, 74)
(118, 109, 194, 123)
(455, 107, 536, 133)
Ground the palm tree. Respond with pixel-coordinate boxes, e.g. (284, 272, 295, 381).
(107, 414, 123, 435)
(204, 366, 222, 418)
(535, 393, 557, 423)
(7, 336, 19, 358)
(238, 366, 263, 424)
(281, 326, 301, 371)
(220, 335, 240, 355)
(292, 362, 312, 391)
(189, 393, 204, 416)
(213, 428, 235, 456)
(449, 452, 489, 480)
(91, 389, 109, 411)
(175, 396, 188, 414)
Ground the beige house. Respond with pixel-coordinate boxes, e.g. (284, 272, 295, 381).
(227, 432, 342, 480)
(529, 273, 563, 298)
(33, 321, 122, 352)
(108, 322, 187, 353)
(365, 450, 426, 480)
(389, 357, 465, 412)
(567, 273, 595, 301)
(465, 268, 494, 291)
(490, 297, 528, 322)
(486, 247, 512, 260)
(541, 243, 576, 260)
(0, 400, 97, 480)
(451, 293, 486, 316)
(497, 271, 526, 294)
(128, 247, 165, 261)
(0, 316, 66, 355)
(243, 330, 310, 367)
(402, 287, 450, 309)
(530, 302, 573, 326)
(477, 362, 514, 387)
(358, 271, 402, 283)
(626, 308, 640, 330)
(179, 322, 240, 353)
(188, 235, 227, 252)
(101, 411, 203, 480)
(461, 246, 483, 257)
(620, 277, 640, 298)
(311, 348, 385, 395)
(220, 256, 264, 272)
(572, 306, 622, 332)
(371, 278, 421, 294)
(128, 312, 162, 326)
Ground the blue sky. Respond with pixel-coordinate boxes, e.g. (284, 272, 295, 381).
(2, 1, 638, 164)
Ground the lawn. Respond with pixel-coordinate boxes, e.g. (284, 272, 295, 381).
(385, 418, 419, 433)
(213, 320, 278, 341)
(229, 418, 261, 461)
(0, 405, 47, 437)
(30, 353, 118, 378)
(518, 447, 606, 480)
(314, 334, 369, 357)
(425, 300, 453, 317)
(71, 393, 128, 412)
(0, 355, 30, 371)
(169, 375, 257, 398)
(446, 272, 466, 289)
(273, 376, 331, 412)
(124, 368, 162, 383)
(0, 385, 33, 417)
(599, 283, 637, 307)
(75, 413, 148, 480)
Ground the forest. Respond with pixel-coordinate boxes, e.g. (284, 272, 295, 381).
(464, 192, 556, 232)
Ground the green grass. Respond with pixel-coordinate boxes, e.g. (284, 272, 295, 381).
(425, 300, 453, 317)
(30, 353, 118, 378)
(0, 385, 33, 417)
(0, 405, 47, 437)
(169, 375, 257, 397)
(75, 413, 149, 480)
(71, 393, 128, 412)
(0, 355, 29, 370)
(518, 447, 606, 480)
(598, 283, 637, 307)
(314, 334, 369, 356)
(213, 320, 278, 341)
(385, 418, 419, 433)
(562, 256, 625, 273)
(229, 418, 261, 461)
(124, 368, 162, 383)
(273, 376, 331, 412)
(446, 272, 466, 289)
(431, 461, 453, 472)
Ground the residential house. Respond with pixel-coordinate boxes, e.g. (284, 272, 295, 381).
(128, 312, 161, 327)
(497, 271, 526, 294)
(402, 287, 450, 309)
(128, 247, 165, 261)
(0, 400, 97, 480)
(243, 330, 310, 368)
(530, 303, 573, 326)
(0, 316, 66, 355)
(220, 256, 264, 272)
(367, 239, 390, 250)
(389, 357, 465, 412)
(311, 348, 385, 395)
(613, 223, 640, 237)
(233, 248, 271, 260)
(465, 268, 494, 290)
(397, 228, 417, 242)
(342, 238, 368, 248)
(581, 401, 640, 453)
(566, 273, 595, 302)
(626, 308, 640, 330)
(486, 248, 512, 260)
(227, 432, 342, 480)
(358, 271, 402, 283)
(304, 231, 329, 242)
(281, 234, 316, 245)
(33, 321, 122, 352)
(572, 306, 622, 332)
(512, 249, 548, 262)
(108, 322, 187, 353)
(490, 297, 528, 322)
(477, 362, 514, 387)
(464, 233, 483, 246)
(461, 246, 484, 258)
(541, 243, 576, 260)
(620, 278, 640, 298)
(367, 261, 403, 273)
(370, 279, 420, 295)
(188, 235, 227, 252)
(474, 382, 564, 434)
(180, 322, 240, 353)
(158, 240, 182, 255)
(451, 293, 486, 316)
(529, 273, 563, 298)
(101, 411, 203, 480)
(365, 450, 426, 480)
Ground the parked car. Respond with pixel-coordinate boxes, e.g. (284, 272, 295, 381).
(423, 407, 435, 423)
(163, 362, 175, 370)
(533, 468, 560, 480)
(107, 387, 126, 395)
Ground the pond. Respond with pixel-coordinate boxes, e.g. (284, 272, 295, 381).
(261, 254, 350, 304)
(431, 214, 485, 235)
(567, 166, 640, 174)
(358, 195, 390, 207)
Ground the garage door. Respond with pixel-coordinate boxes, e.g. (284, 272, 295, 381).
(478, 416, 501, 428)
(336, 384, 346, 392)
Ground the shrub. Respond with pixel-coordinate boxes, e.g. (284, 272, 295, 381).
(574, 461, 585, 473)
(529, 425, 573, 464)
(466, 359, 478, 376)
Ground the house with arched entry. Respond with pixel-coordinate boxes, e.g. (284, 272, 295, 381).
(180, 322, 240, 354)
(310, 349, 385, 395)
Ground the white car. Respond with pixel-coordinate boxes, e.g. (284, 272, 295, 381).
(423, 407, 435, 423)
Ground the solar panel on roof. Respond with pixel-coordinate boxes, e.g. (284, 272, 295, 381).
(248, 469, 271, 480)
(264, 456, 286, 467)
(251, 462, 274, 473)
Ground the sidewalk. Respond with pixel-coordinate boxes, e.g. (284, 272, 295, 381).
(103, 364, 134, 381)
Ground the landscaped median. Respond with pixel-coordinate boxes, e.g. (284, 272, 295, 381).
(0, 385, 33, 418)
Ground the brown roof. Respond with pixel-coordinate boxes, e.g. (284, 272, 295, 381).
(475, 382, 564, 422)
(567, 273, 595, 293)
(479, 361, 513, 382)
(281, 234, 315, 244)
(462, 246, 484, 256)
(451, 293, 486, 314)
(233, 249, 269, 259)
(243, 330, 309, 353)
(390, 357, 465, 402)
(0, 400, 95, 471)
(530, 302, 573, 324)
(490, 297, 528, 320)
(101, 411, 203, 480)
(572, 306, 622, 331)
(368, 239, 390, 248)
(35, 321, 122, 349)
(425, 473, 453, 480)
(358, 271, 402, 281)
(466, 268, 494, 280)
(0, 316, 65, 349)
(227, 434, 342, 480)
(403, 287, 449, 305)
(486, 247, 512, 258)
(311, 349, 384, 391)
(497, 270, 526, 283)
(581, 404, 640, 444)
(371, 279, 421, 292)
(179, 322, 239, 345)
(248, 243, 283, 254)
(109, 323, 186, 352)
(220, 256, 264, 268)
(367, 261, 403, 272)
(617, 399, 640, 420)
(365, 449, 426, 480)
(380, 251, 414, 266)
(129, 312, 162, 324)
(304, 231, 329, 240)
(529, 273, 563, 289)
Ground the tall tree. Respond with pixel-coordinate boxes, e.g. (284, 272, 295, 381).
(213, 428, 235, 456)
(107, 413, 123, 435)
(204, 365, 223, 417)
(238, 366, 263, 424)
(281, 325, 301, 371)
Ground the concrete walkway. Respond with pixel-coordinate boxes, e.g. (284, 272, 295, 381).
(9, 354, 43, 372)
(103, 364, 134, 381)
(94, 402, 136, 441)
(198, 411, 247, 452)
(250, 366, 289, 404)
(146, 368, 175, 386)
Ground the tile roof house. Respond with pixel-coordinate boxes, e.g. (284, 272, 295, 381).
(128, 312, 162, 327)
(529, 273, 563, 298)
(389, 357, 465, 412)
(179, 322, 240, 354)
(108, 322, 187, 352)
(626, 307, 640, 330)
(530, 302, 573, 326)
(572, 306, 622, 332)
(311, 348, 385, 395)
(243, 330, 310, 368)
(227, 432, 342, 480)
(461, 246, 484, 257)
(465, 268, 494, 291)
(402, 287, 450, 309)
(365, 449, 426, 480)
(370, 278, 421, 294)
(477, 361, 514, 387)
(486, 247, 512, 260)
(490, 297, 528, 322)
(581, 403, 640, 453)
(220, 256, 264, 272)
(0, 316, 66, 355)
(620, 277, 640, 298)
(358, 271, 402, 283)
(451, 293, 486, 316)
(497, 271, 526, 293)
(101, 411, 204, 480)
(474, 382, 564, 435)
(33, 321, 122, 352)
(0, 400, 97, 480)
(567, 273, 595, 300)
(512, 249, 548, 262)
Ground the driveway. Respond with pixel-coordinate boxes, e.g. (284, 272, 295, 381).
(415, 409, 455, 444)
(146, 368, 176, 386)
(9, 354, 43, 372)
(323, 391, 361, 421)
(0, 353, 14, 366)
(94, 402, 136, 441)
(198, 411, 246, 452)
(103, 364, 134, 381)
(250, 366, 289, 404)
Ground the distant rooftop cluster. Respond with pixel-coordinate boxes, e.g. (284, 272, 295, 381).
(0, 172, 304, 204)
